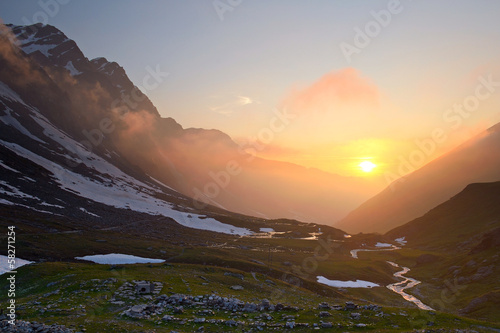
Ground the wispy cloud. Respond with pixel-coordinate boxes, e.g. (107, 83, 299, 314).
(281, 67, 380, 115)
(209, 94, 257, 115)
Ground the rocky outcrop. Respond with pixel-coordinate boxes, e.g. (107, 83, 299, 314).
(0, 320, 73, 333)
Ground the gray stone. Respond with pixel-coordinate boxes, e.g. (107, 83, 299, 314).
(345, 301, 357, 310)
(320, 321, 333, 328)
(230, 285, 244, 291)
(130, 304, 147, 313)
(225, 320, 237, 326)
(318, 302, 331, 310)
(224, 272, 244, 280)
(350, 312, 361, 320)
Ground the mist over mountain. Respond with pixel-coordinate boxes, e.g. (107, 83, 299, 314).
(0, 23, 382, 227)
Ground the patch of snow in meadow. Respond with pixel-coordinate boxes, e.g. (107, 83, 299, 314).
(317, 276, 379, 288)
(375, 242, 393, 248)
(395, 237, 407, 245)
(75, 253, 164, 265)
(0, 255, 33, 275)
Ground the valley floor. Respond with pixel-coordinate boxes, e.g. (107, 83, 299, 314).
(1, 262, 499, 333)
(0, 207, 499, 332)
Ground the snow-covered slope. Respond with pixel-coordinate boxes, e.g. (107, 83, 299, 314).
(1, 22, 369, 232)
(0, 77, 251, 235)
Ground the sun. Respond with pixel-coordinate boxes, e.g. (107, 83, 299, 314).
(359, 161, 376, 173)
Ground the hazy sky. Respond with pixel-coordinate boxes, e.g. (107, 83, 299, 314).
(1, 0, 500, 177)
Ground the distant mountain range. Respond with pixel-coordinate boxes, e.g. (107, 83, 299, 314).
(336, 123, 500, 234)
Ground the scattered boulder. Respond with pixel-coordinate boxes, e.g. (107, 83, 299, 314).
(318, 302, 331, 310)
(0, 320, 72, 332)
(225, 319, 238, 327)
(224, 272, 244, 280)
(345, 301, 357, 310)
(261, 299, 270, 308)
(230, 285, 244, 291)
(197, 309, 214, 316)
(320, 321, 333, 328)
(350, 312, 361, 320)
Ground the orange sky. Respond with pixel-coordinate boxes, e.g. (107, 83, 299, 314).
(4, 1, 499, 182)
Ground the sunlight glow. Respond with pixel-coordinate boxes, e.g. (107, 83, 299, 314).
(359, 161, 376, 173)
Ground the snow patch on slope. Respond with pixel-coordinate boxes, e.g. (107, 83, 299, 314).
(0, 81, 28, 106)
(0, 140, 251, 236)
(0, 160, 19, 173)
(0, 180, 37, 200)
(0, 104, 45, 143)
(21, 43, 57, 57)
(64, 61, 82, 76)
(79, 207, 100, 218)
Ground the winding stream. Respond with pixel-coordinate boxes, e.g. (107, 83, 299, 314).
(350, 245, 400, 259)
(386, 261, 434, 311)
(350, 244, 434, 311)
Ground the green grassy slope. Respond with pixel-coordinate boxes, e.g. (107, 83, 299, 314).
(382, 181, 500, 323)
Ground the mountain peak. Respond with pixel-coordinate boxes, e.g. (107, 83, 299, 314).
(90, 57, 130, 91)
(7, 23, 87, 76)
